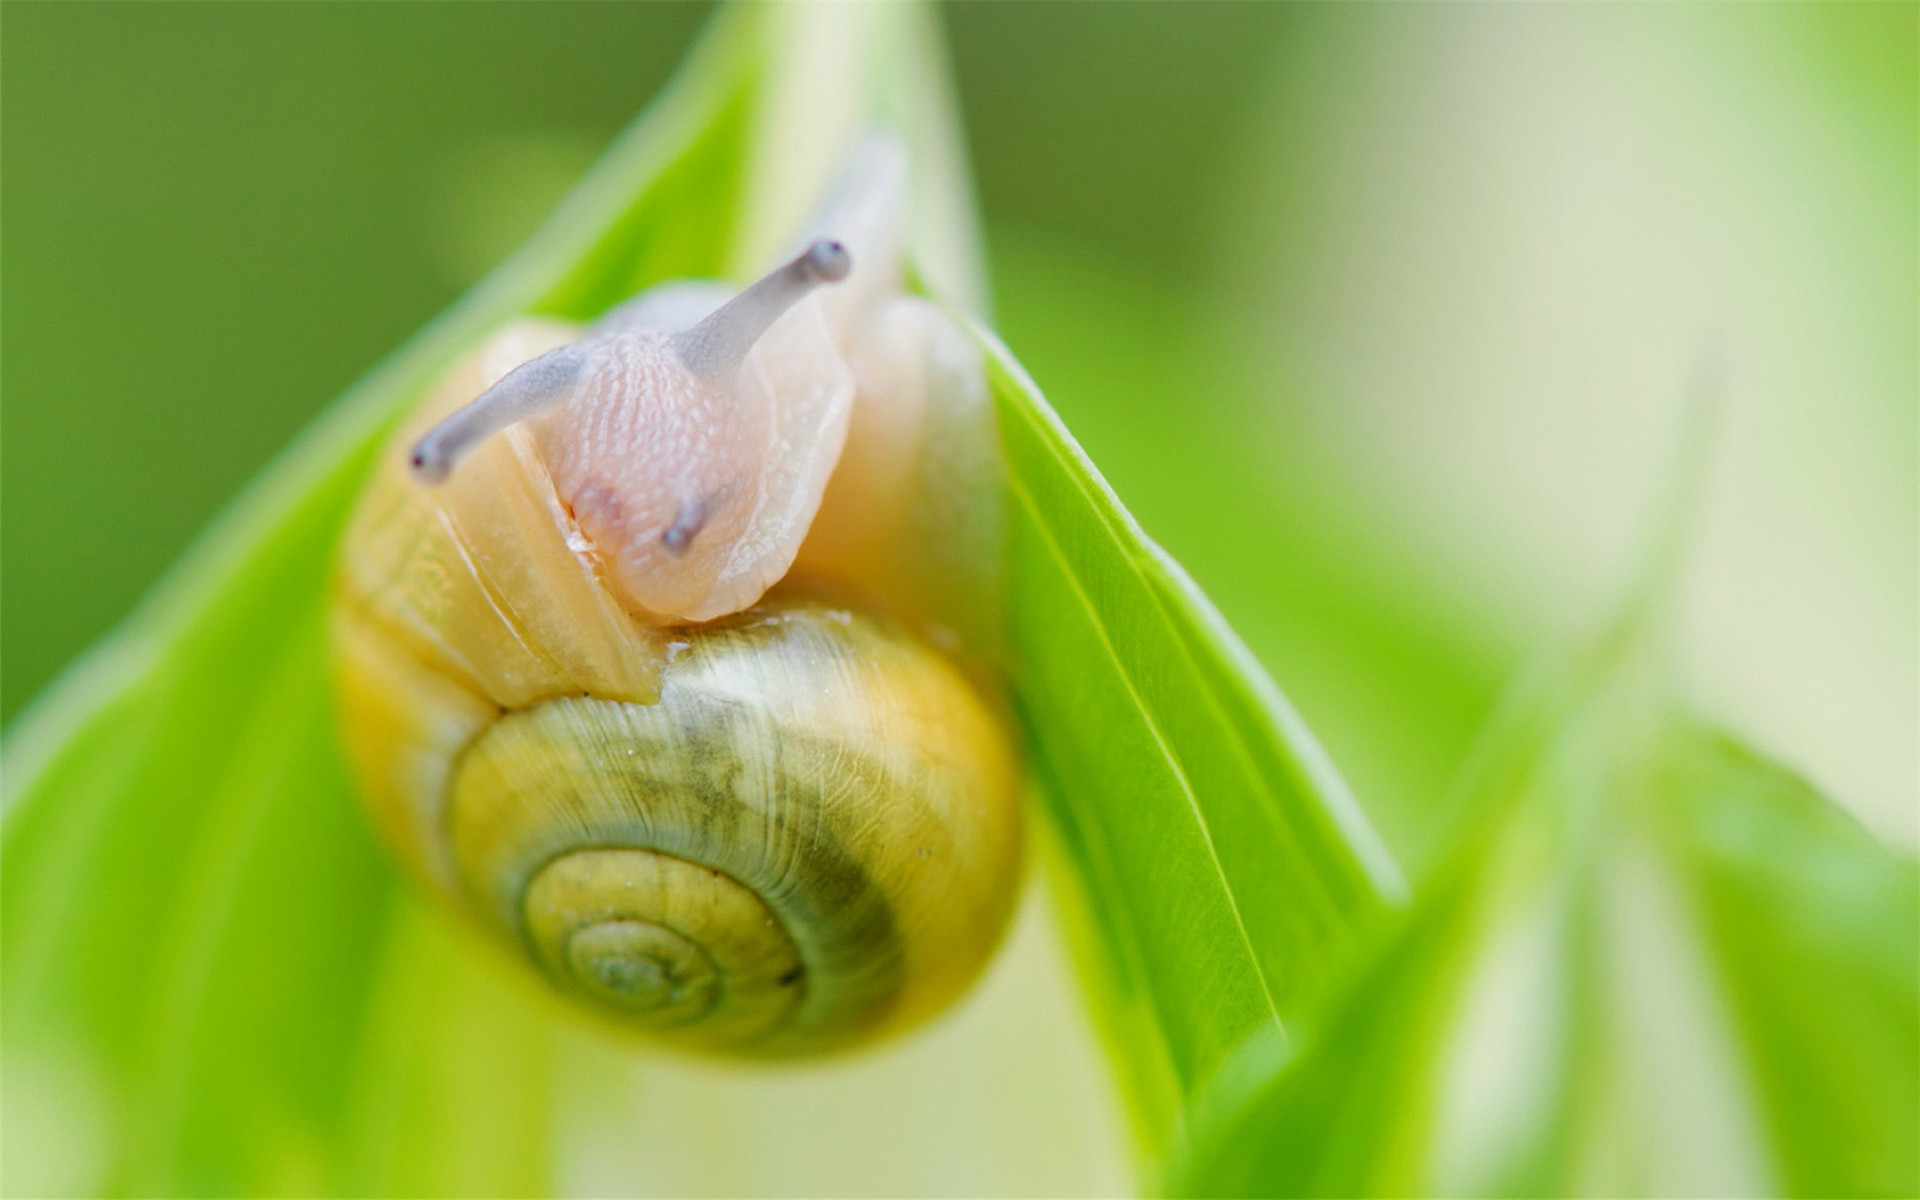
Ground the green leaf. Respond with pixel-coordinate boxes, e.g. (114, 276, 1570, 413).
(1656, 727, 1919, 1196)
(1172, 631, 1919, 1196)
(979, 343, 1405, 1170)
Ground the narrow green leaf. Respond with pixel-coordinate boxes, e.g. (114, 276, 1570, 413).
(1657, 727, 1919, 1197)
(980, 342, 1404, 1168)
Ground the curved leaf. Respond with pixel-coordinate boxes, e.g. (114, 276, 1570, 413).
(981, 343, 1405, 1169)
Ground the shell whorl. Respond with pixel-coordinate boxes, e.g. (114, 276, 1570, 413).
(335, 547, 1022, 1056)
(439, 606, 1017, 1056)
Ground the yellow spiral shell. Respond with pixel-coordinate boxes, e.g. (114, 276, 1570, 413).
(331, 321, 1023, 1057)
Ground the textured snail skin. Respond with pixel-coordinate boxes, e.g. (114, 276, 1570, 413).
(332, 322, 1022, 1057)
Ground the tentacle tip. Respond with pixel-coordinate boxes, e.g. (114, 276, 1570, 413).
(407, 446, 451, 485)
(804, 239, 852, 283)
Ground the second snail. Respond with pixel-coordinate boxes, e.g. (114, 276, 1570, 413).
(330, 140, 1024, 1059)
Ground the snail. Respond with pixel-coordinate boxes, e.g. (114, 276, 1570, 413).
(330, 143, 1022, 1058)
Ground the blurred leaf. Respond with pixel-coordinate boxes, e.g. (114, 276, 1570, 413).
(1657, 727, 1920, 1196)
(2, 5, 983, 1194)
(979, 343, 1404, 1171)
(1172, 628, 1919, 1197)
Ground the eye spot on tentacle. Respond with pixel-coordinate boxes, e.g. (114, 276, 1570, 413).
(804, 240, 850, 282)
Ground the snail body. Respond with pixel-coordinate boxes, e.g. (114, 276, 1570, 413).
(331, 143, 1021, 1058)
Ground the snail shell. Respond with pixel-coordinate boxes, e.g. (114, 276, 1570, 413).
(336, 583, 1020, 1056)
(332, 155, 1022, 1057)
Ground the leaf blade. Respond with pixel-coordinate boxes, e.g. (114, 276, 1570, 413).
(983, 336, 1402, 1165)
(1659, 727, 1920, 1197)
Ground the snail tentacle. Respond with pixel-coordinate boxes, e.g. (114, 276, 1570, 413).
(672, 239, 851, 383)
(409, 343, 586, 484)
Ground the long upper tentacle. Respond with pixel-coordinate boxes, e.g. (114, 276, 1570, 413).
(671, 240, 851, 384)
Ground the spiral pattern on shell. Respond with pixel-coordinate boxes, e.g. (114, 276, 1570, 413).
(443, 604, 1023, 1055)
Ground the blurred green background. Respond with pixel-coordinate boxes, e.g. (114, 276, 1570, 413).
(5, 1, 1912, 870)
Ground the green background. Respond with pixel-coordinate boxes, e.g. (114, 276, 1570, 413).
(6, 2, 1913, 865)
